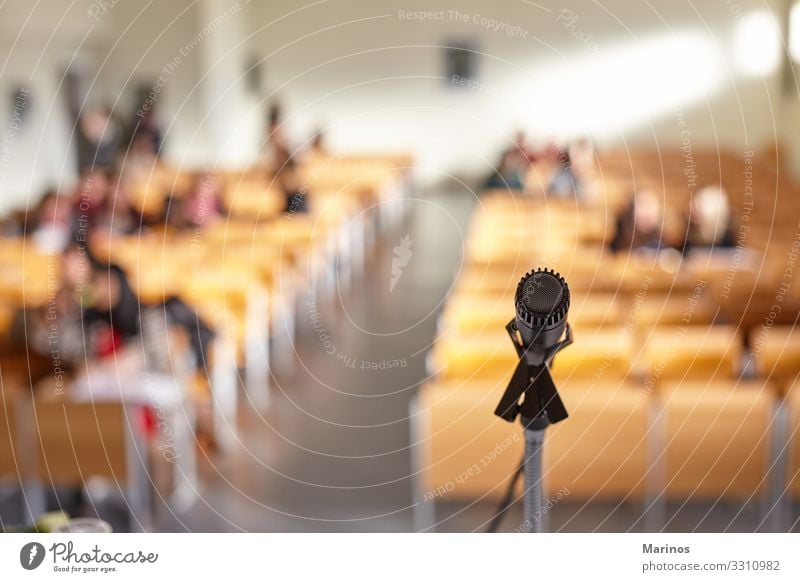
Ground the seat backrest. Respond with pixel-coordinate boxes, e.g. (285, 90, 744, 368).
(750, 326, 800, 381)
(414, 379, 648, 501)
(786, 382, 800, 499)
(0, 394, 18, 478)
(546, 380, 649, 499)
(659, 384, 774, 500)
(32, 401, 130, 487)
(414, 381, 522, 501)
(644, 326, 742, 381)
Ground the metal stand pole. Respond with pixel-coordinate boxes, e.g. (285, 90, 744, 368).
(521, 416, 548, 533)
(522, 427, 546, 533)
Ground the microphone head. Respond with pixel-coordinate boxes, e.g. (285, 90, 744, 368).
(514, 268, 570, 347)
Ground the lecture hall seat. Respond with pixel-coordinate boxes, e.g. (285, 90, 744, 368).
(656, 381, 775, 501)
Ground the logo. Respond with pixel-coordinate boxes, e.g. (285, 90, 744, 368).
(390, 235, 413, 292)
(20, 542, 46, 570)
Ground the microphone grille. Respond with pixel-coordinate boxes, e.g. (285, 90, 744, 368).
(515, 268, 570, 328)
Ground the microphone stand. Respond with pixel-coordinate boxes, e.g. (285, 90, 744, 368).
(498, 320, 573, 533)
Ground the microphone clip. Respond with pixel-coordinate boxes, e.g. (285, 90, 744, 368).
(493, 319, 573, 426)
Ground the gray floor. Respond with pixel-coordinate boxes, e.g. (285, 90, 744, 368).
(162, 189, 474, 532)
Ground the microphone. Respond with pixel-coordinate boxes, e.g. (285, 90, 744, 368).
(494, 268, 573, 426)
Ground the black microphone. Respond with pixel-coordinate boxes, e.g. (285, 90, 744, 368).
(494, 268, 572, 425)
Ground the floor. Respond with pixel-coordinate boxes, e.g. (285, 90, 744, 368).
(160, 188, 474, 532)
(2, 189, 794, 532)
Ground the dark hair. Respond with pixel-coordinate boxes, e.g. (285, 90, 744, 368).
(557, 148, 571, 168)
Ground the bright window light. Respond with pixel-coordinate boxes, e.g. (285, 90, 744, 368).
(515, 32, 724, 137)
(734, 11, 781, 76)
(790, 2, 800, 63)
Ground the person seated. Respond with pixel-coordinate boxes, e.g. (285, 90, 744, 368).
(569, 138, 596, 183)
(70, 169, 113, 238)
(484, 131, 532, 191)
(129, 108, 162, 158)
(277, 155, 308, 215)
(308, 128, 327, 157)
(32, 244, 204, 392)
(484, 149, 525, 190)
(609, 188, 665, 253)
(27, 190, 72, 252)
(681, 185, 735, 254)
(172, 173, 224, 231)
(75, 107, 121, 173)
(547, 148, 581, 199)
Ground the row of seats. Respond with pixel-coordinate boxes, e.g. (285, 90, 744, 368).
(413, 377, 795, 502)
(415, 148, 800, 528)
(0, 397, 165, 530)
(431, 324, 800, 387)
(0, 154, 411, 530)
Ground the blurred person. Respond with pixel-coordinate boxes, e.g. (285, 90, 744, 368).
(129, 107, 162, 158)
(28, 190, 72, 252)
(308, 127, 327, 156)
(569, 138, 596, 181)
(484, 131, 533, 190)
(681, 185, 735, 253)
(484, 149, 525, 190)
(609, 188, 665, 253)
(105, 174, 142, 236)
(509, 130, 535, 169)
(277, 155, 308, 215)
(547, 147, 581, 199)
(70, 169, 112, 239)
(175, 173, 225, 231)
(58, 243, 212, 382)
(0, 210, 26, 237)
(74, 107, 122, 172)
(265, 101, 289, 163)
(20, 244, 102, 387)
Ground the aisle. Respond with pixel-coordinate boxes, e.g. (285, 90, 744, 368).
(167, 190, 474, 532)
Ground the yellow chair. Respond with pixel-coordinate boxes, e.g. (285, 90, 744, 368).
(546, 379, 649, 499)
(657, 382, 775, 500)
(643, 325, 742, 381)
(785, 381, 800, 499)
(750, 326, 800, 382)
(413, 380, 523, 502)
(32, 400, 153, 530)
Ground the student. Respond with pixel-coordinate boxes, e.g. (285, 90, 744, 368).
(22, 190, 71, 252)
(129, 107, 163, 158)
(176, 173, 224, 231)
(74, 107, 121, 172)
(484, 150, 525, 190)
(484, 131, 532, 190)
(277, 155, 308, 215)
(681, 186, 736, 253)
(70, 169, 113, 239)
(609, 189, 665, 253)
(547, 148, 581, 199)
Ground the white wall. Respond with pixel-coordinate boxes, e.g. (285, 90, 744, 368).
(247, 0, 788, 182)
(0, 0, 795, 212)
(0, 0, 100, 213)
